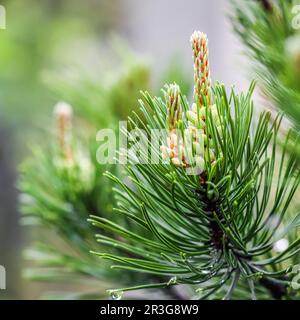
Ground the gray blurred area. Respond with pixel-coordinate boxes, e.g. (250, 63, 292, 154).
(119, 0, 248, 91)
(0, 126, 20, 298)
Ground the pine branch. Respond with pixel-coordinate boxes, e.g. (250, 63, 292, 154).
(197, 173, 290, 300)
(196, 174, 226, 251)
(90, 31, 300, 300)
(19, 54, 173, 299)
(232, 0, 300, 160)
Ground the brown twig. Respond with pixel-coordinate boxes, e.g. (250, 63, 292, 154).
(256, 0, 273, 12)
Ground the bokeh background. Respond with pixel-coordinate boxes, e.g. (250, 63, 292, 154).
(0, 0, 249, 299)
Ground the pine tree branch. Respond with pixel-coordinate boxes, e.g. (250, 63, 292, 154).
(196, 174, 290, 300)
(89, 30, 300, 300)
(196, 175, 225, 251)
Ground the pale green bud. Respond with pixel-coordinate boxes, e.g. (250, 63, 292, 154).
(192, 103, 197, 113)
(186, 110, 198, 125)
(195, 156, 205, 171)
(199, 106, 206, 119)
(171, 157, 181, 166)
(165, 83, 182, 131)
(205, 148, 215, 161)
(193, 141, 204, 156)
